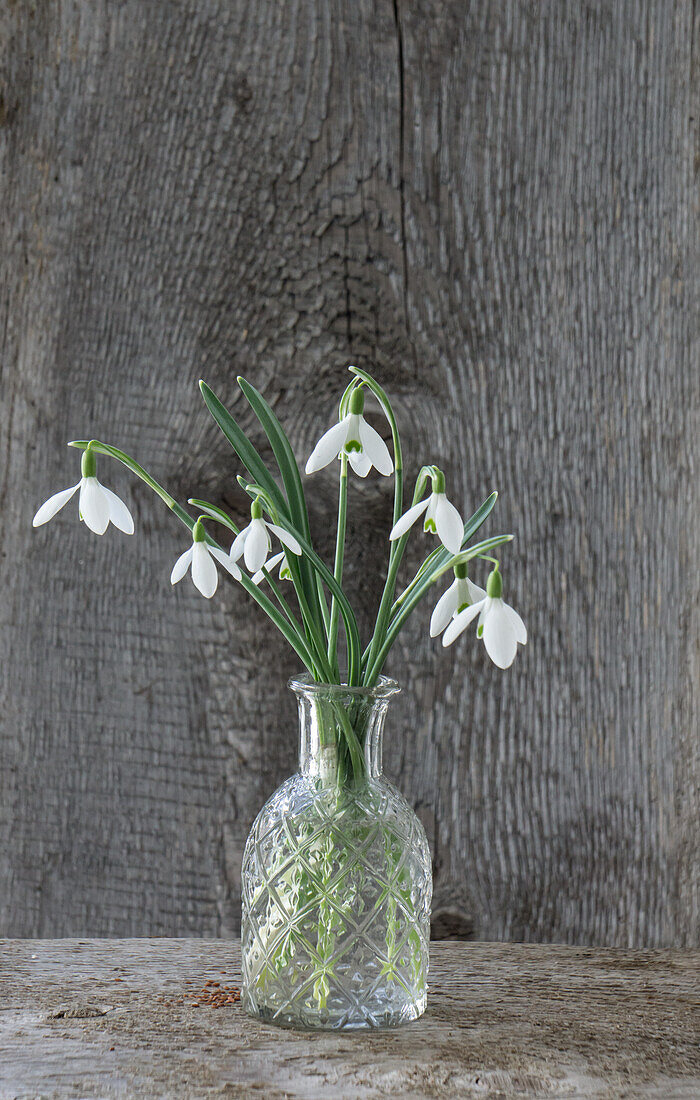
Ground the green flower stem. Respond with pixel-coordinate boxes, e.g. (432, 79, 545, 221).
(240, 480, 362, 687)
(68, 441, 322, 679)
(362, 467, 432, 686)
(327, 452, 348, 673)
(253, 564, 306, 636)
(364, 532, 513, 685)
(191, 495, 333, 680)
(70, 439, 185, 517)
(233, 475, 333, 673)
(388, 546, 443, 616)
(348, 367, 404, 530)
(234, 376, 326, 642)
(190, 496, 324, 668)
(316, 576, 331, 637)
(188, 498, 240, 536)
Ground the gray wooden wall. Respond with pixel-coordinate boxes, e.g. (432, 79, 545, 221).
(1, 1, 697, 947)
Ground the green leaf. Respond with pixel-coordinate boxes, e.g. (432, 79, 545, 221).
(237, 377, 311, 538)
(188, 498, 240, 536)
(198, 382, 288, 517)
(240, 494, 362, 686)
(237, 377, 324, 637)
(363, 491, 501, 684)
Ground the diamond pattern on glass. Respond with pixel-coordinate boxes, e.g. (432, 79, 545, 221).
(241, 776, 432, 1030)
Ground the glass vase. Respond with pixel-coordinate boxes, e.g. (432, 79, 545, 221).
(241, 675, 432, 1030)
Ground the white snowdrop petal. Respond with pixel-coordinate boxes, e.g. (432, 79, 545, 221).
(209, 545, 242, 581)
(305, 418, 349, 474)
(32, 483, 80, 527)
(467, 578, 487, 604)
(504, 602, 527, 645)
(191, 542, 218, 598)
(430, 581, 459, 637)
(230, 528, 248, 562)
(435, 494, 464, 554)
(482, 600, 518, 669)
(347, 449, 372, 477)
(79, 478, 110, 535)
(244, 519, 270, 573)
(251, 551, 285, 585)
(101, 485, 134, 534)
(170, 546, 193, 585)
(268, 523, 302, 556)
(442, 600, 484, 647)
(389, 498, 430, 541)
(359, 417, 393, 476)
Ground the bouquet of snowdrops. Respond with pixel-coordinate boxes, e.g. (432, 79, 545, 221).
(34, 366, 525, 763)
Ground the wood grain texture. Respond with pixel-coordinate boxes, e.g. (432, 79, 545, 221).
(0, 1, 697, 945)
(1, 939, 698, 1099)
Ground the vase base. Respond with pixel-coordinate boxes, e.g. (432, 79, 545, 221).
(244, 994, 426, 1031)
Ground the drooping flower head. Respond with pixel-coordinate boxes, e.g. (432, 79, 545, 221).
(230, 497, 302, 574)
(390, 468, 464, 554)
(305, 385, 393, 478)
(171, 518, 241, 599)
(32, 447, 134, 536)
(430, 562, 486, 638)
(442, 566, 527, 669)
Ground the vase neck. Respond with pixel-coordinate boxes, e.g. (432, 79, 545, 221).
(290, 676, 399, 784)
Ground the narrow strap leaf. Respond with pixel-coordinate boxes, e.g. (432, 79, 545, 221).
(363, 492, 501, 685)
(188, 498, 239, 535)
(199, 382, 288, 517)
(236, 376, 322, 634)
(237, 377, 311, 538)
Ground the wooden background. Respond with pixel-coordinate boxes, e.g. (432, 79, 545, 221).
(0, 1, 697, 947)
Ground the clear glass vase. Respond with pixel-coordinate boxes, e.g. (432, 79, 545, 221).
(241, 675, 432, 1030)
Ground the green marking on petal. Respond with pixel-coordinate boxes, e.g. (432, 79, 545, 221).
(477, 623, 484, 638)
(423, 518, 437, 533)
(344, 439, 362, 453)
(457, 601, 471, 613)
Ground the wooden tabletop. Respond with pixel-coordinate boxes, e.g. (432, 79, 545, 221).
(1, 939, 698, 1098)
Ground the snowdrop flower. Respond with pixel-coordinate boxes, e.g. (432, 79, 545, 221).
(171, 518, 241, 599)
(32, 448, 134, 535)
(305, 385, 393, 478)
(390, 470, 463, 554)
(442, 567, 527, 669)
(430, 564, 486, 638)
(251, 551, 292, 586)
(230, 498, 302, 574)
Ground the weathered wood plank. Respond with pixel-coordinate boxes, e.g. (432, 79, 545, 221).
(0, 940, 698, 1099)
(0, 0, 697, 946)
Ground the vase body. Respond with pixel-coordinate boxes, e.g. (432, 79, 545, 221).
(241, 676, 432, 1030)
